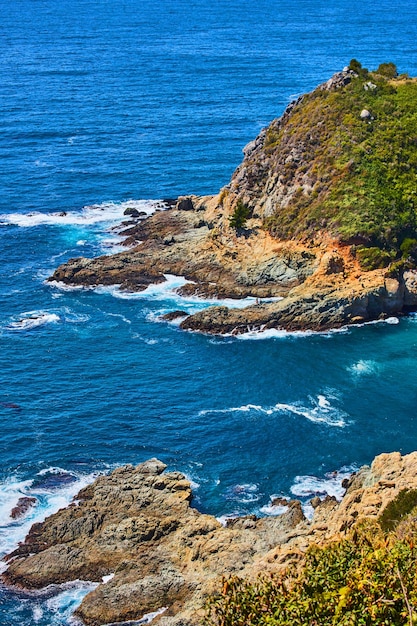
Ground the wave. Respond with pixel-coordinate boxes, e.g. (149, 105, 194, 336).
(199, 394, 349, 427)
(259, 501, 291, 517)
(290, 464, 358, 519)
(6, 311, 60, 331)
(5, 307, 90, 332)
(0, 199, 165, 229)
(235, 315, 401, 341)
(223, 483, 261, 504)
(93, 275, 278, 316)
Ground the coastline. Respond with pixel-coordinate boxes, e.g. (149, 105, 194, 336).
(3, 453, 417, 625)
(47, 194, 417, 336)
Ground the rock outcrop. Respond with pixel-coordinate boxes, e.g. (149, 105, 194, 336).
(3, 452, 417, 625)
(48, 67, 417, 334)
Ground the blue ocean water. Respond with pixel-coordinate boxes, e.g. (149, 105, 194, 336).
(1, 0, 417, 623)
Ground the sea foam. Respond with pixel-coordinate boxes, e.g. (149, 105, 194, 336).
(0, 200, 164, 228)
(6, 311, 60, 331)
(92, 274, 266, 314)
(199, 394, 349, 427)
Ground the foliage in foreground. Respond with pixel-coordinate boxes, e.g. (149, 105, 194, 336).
(205, 518, 417, 626)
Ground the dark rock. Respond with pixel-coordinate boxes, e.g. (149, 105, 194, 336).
(271, 497, 290, 507)
(11, 497, 37, 520)
(32, 472, 77, 491)
(310, 496, 321, 509)
(176, 196, 194, 211)
(123, 208, 141, 218)
(161, 311, 188, 322)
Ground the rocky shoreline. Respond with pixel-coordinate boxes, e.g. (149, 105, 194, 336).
(48, 193, 417, 335)
(3, 453, 417, 625)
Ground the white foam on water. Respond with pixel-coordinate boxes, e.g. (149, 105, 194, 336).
(259, 501, 289, 516)
(102, 573, 115, 584)
(224, 483, 260, 504)
(289, 464, 358, 520)
(0, 468, 102, 562)
(199, 394, 349, 427)
(107, 312, 132, 324)
(0, 199, 164, 228)
(102, 606, 168, 626)
(0, 477, 33, 527)
(6, 311, 60, 331)
(43, 580, 98, 624)
(5, 307, 90, 332)
(95, 275, 271, 314)
(236, 315, 401, 341)
(236, 325, 349, 340)
(348, 359, 381, 377)
(291, 465, 357, 501)
(48, 280, 91, 292)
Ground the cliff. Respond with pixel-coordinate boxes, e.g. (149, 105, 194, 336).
(49, 62, 417, 333)
(3, 452, 417, 625)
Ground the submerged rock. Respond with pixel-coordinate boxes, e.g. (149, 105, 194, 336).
(10, 497, 37, 520)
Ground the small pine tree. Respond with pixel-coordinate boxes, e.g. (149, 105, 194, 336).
(229, 201, 250, 230)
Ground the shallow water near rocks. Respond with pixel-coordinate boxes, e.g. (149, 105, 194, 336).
(2, 0, 417, 623)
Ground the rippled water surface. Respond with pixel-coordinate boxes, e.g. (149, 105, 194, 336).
(2, 0, 417, 623)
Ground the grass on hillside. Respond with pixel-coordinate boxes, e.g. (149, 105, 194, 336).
(263, 61, 417, 270)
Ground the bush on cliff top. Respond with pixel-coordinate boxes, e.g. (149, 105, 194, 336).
(262, 63, 417, 264)
(205, 519, 417, 626)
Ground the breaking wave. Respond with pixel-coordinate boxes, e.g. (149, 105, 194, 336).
(199, 394, 349, 427)
(0, 200, 164, 228)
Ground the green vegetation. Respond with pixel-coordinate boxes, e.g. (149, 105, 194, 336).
(354, 245, 394, 270)
(379, 489, 417, 531)
(229, 200, 251, 230)
(263, 62, 417, 269)
(205, 517, 417, 626)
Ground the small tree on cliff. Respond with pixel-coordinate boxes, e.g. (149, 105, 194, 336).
(229, 201, 250, 230)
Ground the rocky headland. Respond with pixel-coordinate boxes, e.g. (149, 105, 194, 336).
(49, 61, 417, 334)
(3, 453, 417, 625)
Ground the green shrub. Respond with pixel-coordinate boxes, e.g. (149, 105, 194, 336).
(379, 489, 417, 532)
(260, 63, 417, 264)
(400, 238, 417, 261)
(229, 201, 250, 230)
(377, 62, 398, 78)
(205, 521, 417, 626)
(355, 246, 393, 270)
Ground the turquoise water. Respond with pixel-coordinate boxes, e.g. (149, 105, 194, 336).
(1, 0, 417, 623)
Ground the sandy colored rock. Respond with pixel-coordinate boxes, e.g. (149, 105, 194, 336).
(4, 452, 417, 625)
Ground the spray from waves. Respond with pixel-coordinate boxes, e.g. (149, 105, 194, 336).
(0, 200, 165, 228)
(290, 464, 358, 519)
(235, 316, 401, 341)
(198, 394, 349, 427)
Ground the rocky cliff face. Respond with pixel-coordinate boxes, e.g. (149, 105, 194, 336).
(3, 453, 417, 625)
(48, 66, 417, 334)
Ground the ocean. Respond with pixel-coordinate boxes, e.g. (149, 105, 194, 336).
(1, 0, 417, 623)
